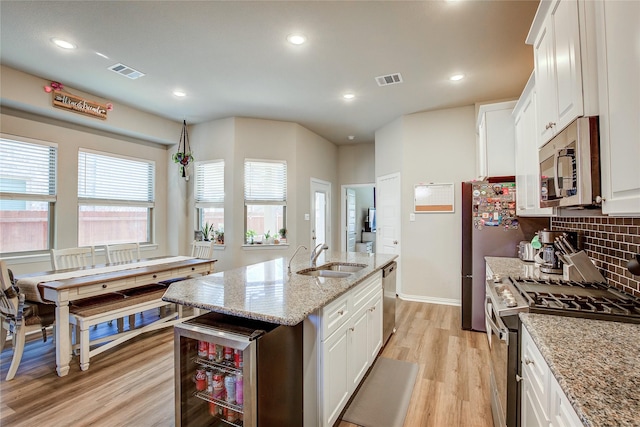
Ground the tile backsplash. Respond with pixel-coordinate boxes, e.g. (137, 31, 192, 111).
(551, 216, 640, 297)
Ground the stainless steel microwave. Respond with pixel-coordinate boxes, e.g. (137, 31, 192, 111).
(539, 116, 601, 208)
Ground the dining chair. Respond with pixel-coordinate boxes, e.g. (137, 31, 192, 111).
(191, 240, 214, 259)
(0, 260, 55, 380)
(105, 242, 141, 264)
(50, 247, 96, 270)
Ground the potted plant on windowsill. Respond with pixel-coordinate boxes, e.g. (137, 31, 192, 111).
(215, 228, 224, 244)
(279, 227, 287, 244)
(245, 230, 257, 245)
(201, 222, 214, 241)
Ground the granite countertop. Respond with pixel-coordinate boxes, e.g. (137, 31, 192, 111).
(485, 256, 564, 281)
(520, 313, 640, 427)
(162, 251, 397, 326)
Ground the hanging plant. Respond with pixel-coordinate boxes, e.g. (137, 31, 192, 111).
(174, 119, 193, 178)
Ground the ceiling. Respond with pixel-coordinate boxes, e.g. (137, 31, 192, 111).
(0, 0, 539, 145)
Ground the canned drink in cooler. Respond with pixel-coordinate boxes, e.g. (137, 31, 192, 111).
(234, 349, 243, 368)
(223, 346, 233, 363)
(205, 369, 214, 393)
(194, 368, 207, 391)
(212, 372, 225, 400)
(235, 373, 244, 406)
(197, 340, 208, 358)
(208, 342, 217, 361)
(224, 374, 236, 404)
(215, 345, 224, 363)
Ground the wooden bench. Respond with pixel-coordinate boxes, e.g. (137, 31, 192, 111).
(69, 284, 191, 371)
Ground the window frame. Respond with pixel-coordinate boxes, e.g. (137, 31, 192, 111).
(77, 148, 155, 246)
(194, 159, 225, 240)
(243, 159, 287, 245)
(0, 134, 58, 255)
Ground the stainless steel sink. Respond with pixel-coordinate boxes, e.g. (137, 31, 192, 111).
(297, 269, 352, 278)
(316, 262, 367, 273)
(297, 262, 367, 278)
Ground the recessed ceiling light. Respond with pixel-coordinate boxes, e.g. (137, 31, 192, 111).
(287, 34, 307, 45)
(51, 38, 76, 49)
(173, 90, 187, 97)
(449, 74, 465, 81)
(348, 135, 356, 141)
(343, 93, 355, 100)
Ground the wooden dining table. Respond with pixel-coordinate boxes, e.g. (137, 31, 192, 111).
(15, 256, 215, 377)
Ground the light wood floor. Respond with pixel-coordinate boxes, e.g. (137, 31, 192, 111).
(0, 300, 492, 427)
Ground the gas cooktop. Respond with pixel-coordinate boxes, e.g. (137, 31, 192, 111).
(509, 277, 640, 324)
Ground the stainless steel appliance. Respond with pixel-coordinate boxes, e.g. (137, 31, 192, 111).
(174, 312, 302, 426)
(461, 179, 549, 331)
(485, 276, 640, 427)
(539, 116, 601, 208)
(382, 261, 397, 344)
(517, 241, 538, 262)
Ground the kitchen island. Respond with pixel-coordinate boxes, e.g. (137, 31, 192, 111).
(520, 313, 640, 427)
(163, 250, 397, 427)
(162, 251, 396, 325)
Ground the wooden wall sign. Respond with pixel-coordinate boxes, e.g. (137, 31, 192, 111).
(52, 90, 108, 120)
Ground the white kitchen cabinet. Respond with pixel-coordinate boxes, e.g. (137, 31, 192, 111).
(317, 272, 383, 427)
(322, 320, 350, 427)
(521, 325, 582, 427)
(527, 0, 598, 146)
(476, 101, 517, 179)
(595, 0, 640, 216)
(514, 73, 555, 217)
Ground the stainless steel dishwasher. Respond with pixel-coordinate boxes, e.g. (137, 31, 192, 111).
(382, 261, 397, 345)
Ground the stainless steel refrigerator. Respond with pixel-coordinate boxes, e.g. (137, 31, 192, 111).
(461, 178, 548, 331)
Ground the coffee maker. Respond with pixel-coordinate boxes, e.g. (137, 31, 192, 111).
(536, 229, 578, 274)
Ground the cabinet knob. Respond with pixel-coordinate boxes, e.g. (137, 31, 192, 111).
(102, 284, 107, 289)
(516, 374, 524, 383)
(524, 357, 534, 365)
(338, 310, 344, 316)
(153, 274, 157, 279)
(550, 122, 556, 127)
(349, 327, 355, 332)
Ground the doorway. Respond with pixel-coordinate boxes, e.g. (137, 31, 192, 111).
(310, 178, 331, 251)
(340, 183, 376, 252)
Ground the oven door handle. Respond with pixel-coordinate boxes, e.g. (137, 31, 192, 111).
(484, 298, 509, 344)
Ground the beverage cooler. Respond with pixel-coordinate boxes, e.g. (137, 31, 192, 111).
(174, 312, 303, 427)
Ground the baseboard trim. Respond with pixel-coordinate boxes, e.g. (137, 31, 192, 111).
(398, 294, 461, 307)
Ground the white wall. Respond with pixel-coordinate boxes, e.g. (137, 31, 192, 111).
(1, 108, 173, 275)
(375, 106, 476, 305)
(338, 143, 375, 185)
(186, 117, 338, 271)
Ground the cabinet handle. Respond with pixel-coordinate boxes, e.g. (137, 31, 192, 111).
(550, 122, 556, 128)
(338, 310, 344, 316)
(516, 374, 524, 383)
(524, 357, 534, 365)
(349, 327, 355, 332)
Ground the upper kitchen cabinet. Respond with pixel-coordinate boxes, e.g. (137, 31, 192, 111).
(513, 73, 555, 217)
(527, 0, 598, 147)
(476, 101, 517, 179)
(595, 0, 640, 216)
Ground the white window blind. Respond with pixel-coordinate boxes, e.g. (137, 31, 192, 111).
(195, 160, 224, 205)
(0, 137, 57, 201)
(78, 149, 154, 205)
(244, 160, 287, 204)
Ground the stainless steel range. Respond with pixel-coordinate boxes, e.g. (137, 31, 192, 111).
(485, 276, 640, 427)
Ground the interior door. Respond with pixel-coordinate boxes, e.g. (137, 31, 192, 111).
(311, 178, 331, 251)
(346, 189, 356, 252)
(376, 172, 401, 288)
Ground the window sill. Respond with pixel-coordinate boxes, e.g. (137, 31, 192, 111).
(241, 244, 290, 251)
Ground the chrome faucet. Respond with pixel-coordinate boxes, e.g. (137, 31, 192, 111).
(288, 245, 307, 274)
(310, 243, 329, 267)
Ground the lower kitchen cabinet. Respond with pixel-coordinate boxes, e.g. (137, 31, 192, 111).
(317, 272, 383, 427)
(521, 325, 582, 427)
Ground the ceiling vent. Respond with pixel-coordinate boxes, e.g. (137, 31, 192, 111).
(108, 63, 145, 80)
(375, 73, 403, 87)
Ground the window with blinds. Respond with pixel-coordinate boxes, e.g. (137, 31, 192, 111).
(244, 159, 287, 244)
(195, 160, 225, 242)
(0, 137, 57, 253)
(77, 149, 155, 246)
